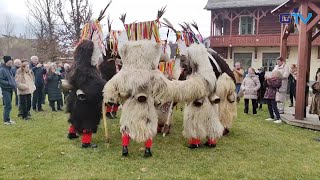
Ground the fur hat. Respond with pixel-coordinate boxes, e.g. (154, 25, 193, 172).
(3, 56, 12, 63)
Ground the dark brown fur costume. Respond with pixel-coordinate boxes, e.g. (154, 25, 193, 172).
(66, 40, 106, 133)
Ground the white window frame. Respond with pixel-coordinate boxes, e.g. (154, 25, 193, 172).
(238, 15, 255, 35)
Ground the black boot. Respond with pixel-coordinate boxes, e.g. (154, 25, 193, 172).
(223, 128, 230, 136)
(144, 148, 152, 157)
(52, 107, 57, 112)
(67, 133, 79, 139)
(122, 146, 129, 156)
(81, 143, 97, 148)
(188, 144, 200, 149)
(57, 107, 63, 111)
(204, 142, 217, 148)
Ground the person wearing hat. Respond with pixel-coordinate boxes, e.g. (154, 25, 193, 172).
(0, 56, 17, 125)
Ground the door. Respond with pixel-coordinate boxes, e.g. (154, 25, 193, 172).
(234, 53, 252, 72)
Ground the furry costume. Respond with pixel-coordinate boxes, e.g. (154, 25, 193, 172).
(66, 40, 106, 148)
(103, 38, 211, 156)
(161, 20, 224, 148)
(157, 42, 181, 135)
(207, 49, 237, 136)
(63, 6, 110, 147)
(216, 73, 237, 135)
(180, 43, 224, 148)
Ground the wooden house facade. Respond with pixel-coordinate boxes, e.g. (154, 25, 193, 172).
(205, 0, 320, 81)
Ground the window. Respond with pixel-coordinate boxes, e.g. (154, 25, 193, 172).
(240, 16, 254, 35)
(262, 53, 280, 72)
(234, 53, 252, 72)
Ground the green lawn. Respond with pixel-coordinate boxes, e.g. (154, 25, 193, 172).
(0, 101, 320, 179)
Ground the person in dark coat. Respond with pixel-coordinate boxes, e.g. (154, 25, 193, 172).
(288, 64, 297, 107)
(256, 67, 266, 109)
(0, 56, 17, 125)
(46, 66, 63, 111)
(65, 40, 106, 148)
(30, 56, 46, 111)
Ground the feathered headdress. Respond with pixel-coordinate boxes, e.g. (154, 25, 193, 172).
(78, 1, 112, 65)
(119, 6, 166, 43)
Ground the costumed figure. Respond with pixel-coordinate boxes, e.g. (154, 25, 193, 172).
(103, 9, 212, 156)
(163, 20, 224, 149)
(63, 4, 110, 148)
(186, 22, 237, 136)
(99, 18, 123, 119)
(205, 46, 237, 136)
(157, 38, 182, 136)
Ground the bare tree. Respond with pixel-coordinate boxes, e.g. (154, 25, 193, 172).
(0, 15, 16, 55)
(56, 0, 93, 44)
(26, 0, 61, 61)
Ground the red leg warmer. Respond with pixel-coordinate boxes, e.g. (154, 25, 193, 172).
(112, 105, 119, 112)
(208, 138, 217, 145)
(82, 130, 92, 144)
(122, 134, 130, 146)
(68, 125, 76, 134)
(106, 106, 112, 113)
(189, 138, 201, 145)
(145, 138, 153, 148)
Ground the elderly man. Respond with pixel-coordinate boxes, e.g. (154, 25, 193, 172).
(0, 56, 17, 125)
(272, 57, 290, 121)
(30, 56, 46, 111)
(233, 62, 244, 94)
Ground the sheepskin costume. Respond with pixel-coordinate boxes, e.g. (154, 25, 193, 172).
(103, 39, 163, 157)
(180, 43, 224, 148)
(207, 49, 237, 136)
(216, 73, 237, 135)
(66, 39, 106, 148)
(157, 42, 181, 135)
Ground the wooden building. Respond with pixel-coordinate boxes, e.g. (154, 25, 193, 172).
(205, 0, 320, 81)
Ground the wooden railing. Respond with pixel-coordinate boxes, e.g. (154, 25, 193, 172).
(210, 34, 320, 47)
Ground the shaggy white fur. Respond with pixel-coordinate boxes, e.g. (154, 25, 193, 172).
(179, 43, 224, 140)
(183, 98, 223, 139)
(216, 73, 237, 129)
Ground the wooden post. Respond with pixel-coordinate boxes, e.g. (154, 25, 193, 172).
(211, 11, 214, 36)
(280, 24, 288, 59)
(295, 1, 309, 120)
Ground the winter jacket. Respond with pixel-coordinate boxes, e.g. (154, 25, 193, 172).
(309, 82, 320, 116)
(11, 66, 19, 77)
(287, 73, 296, 94)
(241, 74, 261, 99)
(31, 64, 46, 87)
(264, 77, 282, 99)
(0, 64, 16, 91)
(15, 68, 36, 95)
(272, 63, 289, 93)
(233, 68, 244, 84)
(46, 73, 63, 101)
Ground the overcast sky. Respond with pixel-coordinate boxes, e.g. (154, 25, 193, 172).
(0, 0, 210, 40)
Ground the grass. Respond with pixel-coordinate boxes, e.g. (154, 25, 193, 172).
(0, 100, 320, 179)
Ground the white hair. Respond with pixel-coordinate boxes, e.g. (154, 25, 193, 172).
(14, 59, 21, 64)
(30, 56, 39, 61)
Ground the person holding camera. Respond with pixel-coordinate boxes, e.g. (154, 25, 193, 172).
(30, 56, 46, 111)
